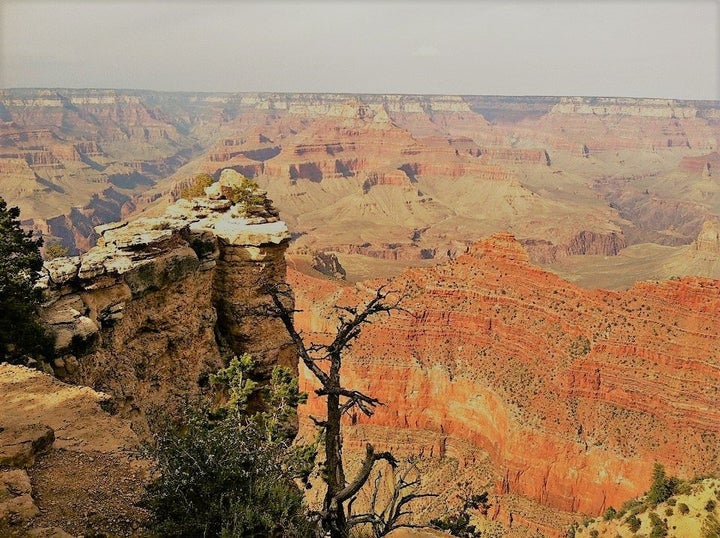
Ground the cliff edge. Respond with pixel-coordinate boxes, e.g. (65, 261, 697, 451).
(37, 169, 293, 426)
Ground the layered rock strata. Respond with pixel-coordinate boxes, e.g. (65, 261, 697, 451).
(38, 169, 292, 421)
(290, 234, 720, 521)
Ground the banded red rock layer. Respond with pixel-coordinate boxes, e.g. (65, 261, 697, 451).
(680, 152, 720, 175)
(290, 234, 720, 516)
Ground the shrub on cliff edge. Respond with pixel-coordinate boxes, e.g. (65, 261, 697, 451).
(647, 463, 679, 506)
(179, 173, 214, 199)
(226, 176, 265, 208)
(144, 356, 315, 537)
(44, 242, 70, 260)
(0, 197, 54, 363)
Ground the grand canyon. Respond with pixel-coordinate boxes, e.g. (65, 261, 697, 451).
(2, 89, 720, 537)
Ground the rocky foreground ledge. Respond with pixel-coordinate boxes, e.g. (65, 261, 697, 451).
(35, 169, 293, 420)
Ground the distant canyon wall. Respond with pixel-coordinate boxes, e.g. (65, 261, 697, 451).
(4, 90, 719, 266)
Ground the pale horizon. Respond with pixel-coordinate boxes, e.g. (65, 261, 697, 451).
(1, 0, 719, 101)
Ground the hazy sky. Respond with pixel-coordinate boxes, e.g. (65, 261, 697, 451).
(1, 0, 718, 99)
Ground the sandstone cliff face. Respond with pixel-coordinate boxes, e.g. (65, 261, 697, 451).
(192, 97, 628, 272)
(290, 235, 720, 519)
(0, 89, 206, 253)
(38, 170, 293, 422)
(526, 97, 717, 151)
(694, 218, 720, 256)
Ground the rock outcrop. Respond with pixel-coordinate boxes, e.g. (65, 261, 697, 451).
(0, 363, 147, 536)
(38, 169, 293, 422)
(290, 234, 720, 525)
(694, 218, 720, 255)
(311, 251, 347, 280)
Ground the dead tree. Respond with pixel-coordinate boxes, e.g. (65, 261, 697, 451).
(266, 283, 425, 538)
(348, 461, 437, 538)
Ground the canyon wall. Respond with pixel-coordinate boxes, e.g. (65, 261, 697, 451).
(290, 234, 720, 519)
(38, 170, 293, 424)
(7, 90, 720, 280)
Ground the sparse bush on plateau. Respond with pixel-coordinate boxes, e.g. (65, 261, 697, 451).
(648, 511, 667, 537)
(226, 176, 265, 207)
(625, 514, 641, 532)
(703, 512, 720, 538)
(44, 242, 70, 259)
(618, 498, 643, 518)
(179, 172, 214, 199)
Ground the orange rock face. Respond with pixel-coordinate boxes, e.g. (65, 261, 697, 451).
(290, 234, 720, 517)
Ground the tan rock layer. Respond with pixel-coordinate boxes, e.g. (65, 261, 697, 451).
(39, 171, 293, 423)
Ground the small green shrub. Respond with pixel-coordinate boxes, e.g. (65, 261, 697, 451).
(678, 503, 690, 515)
(144, 357, 315, 537)
(676, 481, 693, 495)
(648, 463, 679, 506)
(604, 507, 617, 520)
(649, 512, 668, 537)
(226, 177, 265, 207)
(665, 508, 674, 517)
(706, 500, 717, 512)
(619, 498, 643, 517)
(44, 242, 70, 259)
(180, 173, 214, 199)
(589, 530, 599, 538)
(626, 514, 641, 532)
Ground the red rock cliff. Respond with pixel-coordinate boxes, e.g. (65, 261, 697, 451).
(290, 234, 720, 517)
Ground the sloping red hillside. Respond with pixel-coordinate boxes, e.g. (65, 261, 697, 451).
(290, 234, 720, 517)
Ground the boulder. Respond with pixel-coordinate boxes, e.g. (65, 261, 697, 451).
(0, 424, 55, 468)
(0, 470, 39, 524)
(45, 257, 80, 285)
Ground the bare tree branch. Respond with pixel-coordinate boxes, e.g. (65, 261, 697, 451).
(265, 284, 331, 386)
(308, 415, 328, 429)
(335, 443, 397, 504)
(347, 461, 438, 537)
(263, 281, 423, 538)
